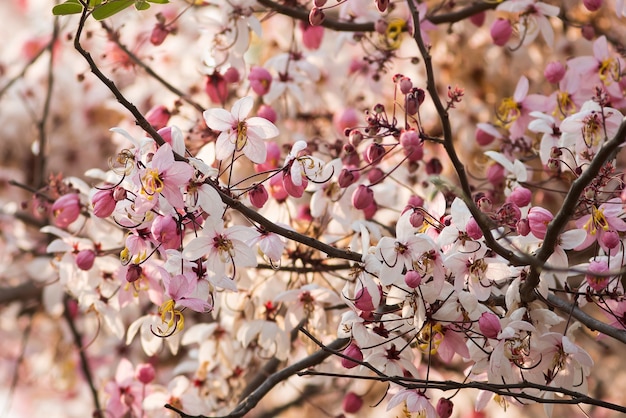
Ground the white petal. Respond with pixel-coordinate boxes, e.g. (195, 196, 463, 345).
(203, 108, 235, 131)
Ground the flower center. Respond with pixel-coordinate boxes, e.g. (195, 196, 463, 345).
(142, 168, 164, 199)
(497, 97, 521, 126)
(236, 121, 248, 151)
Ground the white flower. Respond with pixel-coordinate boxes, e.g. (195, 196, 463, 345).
(203, 96, 279, 164)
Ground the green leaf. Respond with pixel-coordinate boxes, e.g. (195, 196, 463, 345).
(134, 0, 150, 11)
(88, 0, 103, 7)
(52, 0, 83, 16)
(92, 0, 133, 20)
(146, 0, 169, 3)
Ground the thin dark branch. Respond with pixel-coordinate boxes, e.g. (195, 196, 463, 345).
(62, 297, 103, 416)
(522, 119, 626, 302)
(100, 22, 206, 114)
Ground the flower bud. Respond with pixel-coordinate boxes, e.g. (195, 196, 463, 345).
(469, 11, 486, 27)
(516, 218, 530, 236)
(223, 66, 240, 83)
(205, 72, 228, 104)
(52, 193, 81, 228)
(405, 270, 422, 288)
(583, 0, 602, 11)
(135, 363, 156, 384)
(478, 312, 501, 338)
(400, 129, 424, 162)
(581, 24, 595, 40)
(486, 163, 505, 185)
(352, 185, 373, 210)
(150, 23, 169, 46)
(367, 167, 384, 184)
(490, 18, 512, 46)
(586, 260, 610, 291)
(283, 171, 307, 198)
(527, 206, 553, 239)
(476, 128, 495, 146)
(354, 286, 375, 311)
(308, 7, 325, 26)
(364, 143, 385, 165)
(399, 77, 413, 94)
(406, 88, 425, 115)
(301, 21, 325, 50)
(341, 343, 363, 369)
(313, 0, 326, 6)
(508, 186, 532, 207)
(497, 202, 521, 228)
(338, 168, 359, 188)
(257, 104, 277, 123)
(145, 105, 171, 130)
(151, 215, 181, 250)
(426, 158, 443, 175)
(249, 184, 269, 208)
(544, 61, 566, 84)
(126, 264, 143, 283)
(363, 202, 378, 219)
(92, 188, 116, 218)
(343, 392, 364, 414)
(334, 108, 359, 133)
(409, 210, 424, 228)
(76, 249, 96, 271)
(466, 217, 483, 239)
(248, 66, 273, 96)
(436, 398, 454, 418)
(602, 230, 620, 250)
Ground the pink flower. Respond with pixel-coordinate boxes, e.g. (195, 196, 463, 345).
(204, 96, 279, 164)
(139, 142, 193, 209)
(575, 198, 626, 251)
(248, 66, 273, 95)
(151, 214, 181, 250)
(527, 206, 553, 239)
(161, 270, 212, 313)
(585, 260, 610, 291)
(104, 358, 144, 418)
(387, 389, 436, 417)
(51, 193, 81, 228)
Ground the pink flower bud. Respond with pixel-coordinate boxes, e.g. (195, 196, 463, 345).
(145, 105, 171, 130)
(375, 0, 388, 12)
(469, 11, 486, 27)
(466, 217, 483, 239)
(436, 398, 454, 418)
(75, 249, 96, 271)
(334, 108, 359, 133)
(586, 260, 610, 291)
(364, 142, 385, 165)
(205, 72, 228, 104)
(352, 185, 374, 210)
(375, 19, 388, 34)
(478, 312, 501, 338)
(490, 18, 512, 46)
(113, 186, 127, 202)
(222, 66, 240, 83)
(151, 215, 181, 250)
(342, 392, 364, 414)
(135, 363, 156, 384)
(544, 61, 566, 84)
(426, 158, 443, 175)
(476, 128, 495, 146)
(486, 163, 505, 185)
(338, 168, 359, 188)
(516, 218, 530, 236)
(269, 175, 289, 202)
(308, 7, 325, 26)
(348, 130, 363, 147)
(400, 129, 424, 162)
(157, 126, 174, 146)
(363, 202, 378, 219)
(581, 24, 595, 40)
(406, 88, 424, 115)
(508, 186, 532, 207)
(409, 210, 424, 228)
(92, 188, 116, 218)
(583, 0, 602, 11)
(405, 270, 422, 288)
(602, 230, 620, 250)
(248, 66, 273, 96)
(399, 77, 413, 94)
(52, 193, 81, 228)
(150, 23, 169, 46)
(367, 168, 384, 184)
(249, 184, 269, 208)
(341, 343, 363, 369)
(313, 0, 326, 7)
(283, 171, 307, 198)
(126, 264, 142, 283)
(354, 285, 381, 311)
(255, 105, 277, 124)
(301, 21, 324, 50)
(256, 142, 281, 172)
(527, 206, 553, 239)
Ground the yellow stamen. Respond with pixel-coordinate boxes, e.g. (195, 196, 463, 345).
(497, 97, 521, 126)
(236, 121, 248, 151)
(385, 19, 406, 50)
(418, 322, 444, 354)
(141, 168, 164, 199)
(159, 299, 185, 333)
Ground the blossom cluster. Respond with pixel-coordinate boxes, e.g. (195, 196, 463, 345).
(1, 0, 626, 417)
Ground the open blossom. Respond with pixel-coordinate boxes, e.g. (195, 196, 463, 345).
(387, 389, 436, 417)
(204, 96, 279, 164)
(575, 198, 626, 251)
(497, 0, 559, 47)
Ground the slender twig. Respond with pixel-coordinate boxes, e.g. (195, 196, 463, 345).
(522, 119, 626, 302)
(62, 297, 103, 416)
(100, 22, 206, 114)
(1, 316, 32, 418)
